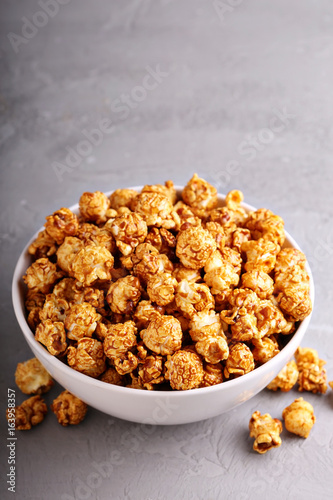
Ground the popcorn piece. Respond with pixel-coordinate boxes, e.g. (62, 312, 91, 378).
(241, 270, 274, 300)
(15, 358, 53, 394)
(106, 276, 141, 315)
(195, 335, 229, 364)
(176, 226, 216, 269)
(137, 354, 164, 390)
(204, 250, 240, 296)
(64, 302, 101, 341)
(23, 258, 63, 294)
(252, 336, 280, 364)
(294, 347, 320, 368)
(181, 173, 218, 215)
(230, 228, 252, 253)
(25, 289, 45, 312)
(79, 191, 111, 224)
(205, 221, 226, 251)
(274, 248, 307, 275)
(109, 188, 138, 210)
(28, 230, 57, 259)
(132, 300, 164, 329)
(249, 411, 282, 454)
(175, 280, 215, 319)
(141, 181, 177, 205)
(103, 321, 138, 360)
(189, 310, 229, 364)
(27, 307, 42, 330)
(266, 360, 299, 392)
(132, 191, 173, 228)
(165, 349, 204, 390)
(224, 343, 255, 378)
(108, 212, 147, 256)
(39, 293, 70, 322)
(140, 315, 182, 356)
(145, 227, 176, 257)
(7, 395, 47, 430)
(282, 398, 316, 438)
(100, 367, 127, 386)
(172, 200, 202, 230)
(35, 319, 67, 356)
(276, 286, 312, 322)
(67, 338, 106, 378)
(131, 243, 173, 284)
(230, 312, 258, 342)
(255, 299, 294, 338)
(245, 208, 285, 247)
(56, 237, 84, 274)
(295, 347, 327, 394)
(147, 273, 178, 306)
(172, 264, 201, 284)
(242, 240, 279, 274)
(200, 363, 224, 387)
(113, 352, 139, 375)
(77, 223, 116, 254)
(71, 245, 114, 286)
(44, 207, 79, 244)
(51, 390, 88, 426)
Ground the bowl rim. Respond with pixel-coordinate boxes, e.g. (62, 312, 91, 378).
(12, 185, 315, 400)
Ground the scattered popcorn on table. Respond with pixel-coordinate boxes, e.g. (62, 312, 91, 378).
(51, 390, 88, 426)
(295, 347, 327, 394)
(282, 397, 316, 438)
(266, 360, 299, 392)
(7, 395, 47, 430)
(15, 358, 54, 395)
(249, 411, 283, 454)
(22, 175, 314, 392)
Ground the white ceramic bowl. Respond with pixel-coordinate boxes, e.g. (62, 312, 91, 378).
(12, 187, 314, 425)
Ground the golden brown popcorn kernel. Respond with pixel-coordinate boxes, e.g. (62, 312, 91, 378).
(100, 367, 128, 386)
(230, 228, 252, 253)
(252, 336, 280, 364)
(132, 243, 173, 283)
(224, 343, 255, 379)
(71, 245, 114, 286)
(176, 226, 217, 270)
(106, 275, 141, 315)
(195, 334, 229, 364)
(103, 321, 138, 360)
(172, 200, 202, 231)
(113, 352, 139, 375)
(172, 264, 202, 284)
(25, 289, 46, 312)
(205, 221, 226, 251)
(132, 300, 165, 329)
(294, 347, 320, 368)
(39, 293, 70, 322)
(15, 358, 53, 395)
(275, 248, 307, 275)
(28, 229, 58, 259)
(7, 395, 47, 430)
(245, 208, 285, 247)
(56, 237, 84, 275)
(200, 362, 224, 387)
(141, 181, 177, 205)
(131, 191, 174, 228)
(255, 299, 294, 338)
(266, 360, 299, 392)
(35, 319, 67, 356)
(147, 272, 178, 306)
(77, 223, 116, 254)
(138, 354, 164, 389)
(165, 349, 204, 390)
(108, 212, 147, 256)
(27, 307, 42, 330)
(181, 173, 218, 214)
(51, 390, 88, 426)
(145, 227, 176, 257)
(276, 285, 312, 322)
(249, 411, 282, 454)
(64, 302, 101, 341)
(189, 310, 224, 342)
(241, 270, 274, 300)
(282, 398, 315, 438)
(79, 191, 110, 224)
(109, 188, 138, 210)
(67, 338, 106, 378)
(140, 315, 182, 356)
(230, 312, 258, 342)
(242, 240, 279, 274)
(23, 258, 63, 294)
(44, 207, 79, 245)
(297, 362, 327, 394)
(175, 280, 215, 319)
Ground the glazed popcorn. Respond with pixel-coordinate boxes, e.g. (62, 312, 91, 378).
(51, 390, 88, 426)
(282, 397, 316, 438)
(15, 358, 54, 395)
(266, 360, 299, 392)
(295, 347, 327, 394)
(7, 395, 47, 430)
(249, 411, 283, 454)
(23, 175, 313, 391)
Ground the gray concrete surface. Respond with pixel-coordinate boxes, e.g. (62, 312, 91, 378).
(1, 1, 333, 499)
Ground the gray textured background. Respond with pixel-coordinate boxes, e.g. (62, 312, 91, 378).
(1, 1, 333, 499)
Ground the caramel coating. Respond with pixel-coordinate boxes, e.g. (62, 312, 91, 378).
(252, 336, 280, 364)
(245, 208, 285, 247)
(23, 258, 63, 294)
(109, 188, 138, 210)
(44, 207, 79, 244)
(181, 173, 218, 215)
(141, 181, 177, 205)
(25, 289, 45, 312)
(172, 264, 201, 283)
(249, 411, 282, 454)
(106, 276, 141, 315)
(132, 300, 164, 329)
(109, 212, 147, 256)
(205, 221, 226, 251)
(28, 229, 57, 259)
(241, 270, 274, 299)
(147, 272, 177, 306)
(200, 363, 224, 388)
(103, 321, 138, 360)
(138, 354, 164, 390)
(189, 310, 229, 363)
(176, 226, 216, 269)
(165, 349, 204, 390)
(15, 358, 53, 395)
(71, 245, 114, 286)
(51, 390, 88, 426)
(294, 347, 320, 368)
(39, 293, 70, 322)
(67, 338, 106, 378)
(131, 243, 173, 283)
(224, 343, 255, 378)
(175, 280, 215, 319)
(297, 361, 327, 394)
(141, 315, 182, 356)
(79, 191, 111, 224)
(282, 398, 315, 438)
(266, 360, 299, 392)
(242, 240, 279, 273)
(100, 367, 127, 386)
(35, 319, 67, 356)
(77, 223, 116, 254)
(7, 395, 47, 430)
(132, 191, 173, 228)
(145, 227, 176, 256)
(56, 237, 84, 274)
(64, 302, 101, 341)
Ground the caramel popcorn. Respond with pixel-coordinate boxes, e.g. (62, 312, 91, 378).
(266, 360, 299, 392)
(165, 349, 204, 390)
(295, 347, 327, 394)
(45, 207, 79, 244)
(7, 395, 47, 430)
(141, 315, 182, 356)
(249, 411, 282, 454)
(67, 338, 106, 378)
(15, 358, 53, 395)
(282, 398, 315, 438)
(23, 176, 313, 392)
(51, 390, 88, 426)
(79, 191, 111, 224)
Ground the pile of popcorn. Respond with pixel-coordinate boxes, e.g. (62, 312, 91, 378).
(22, 174, 313, 391)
